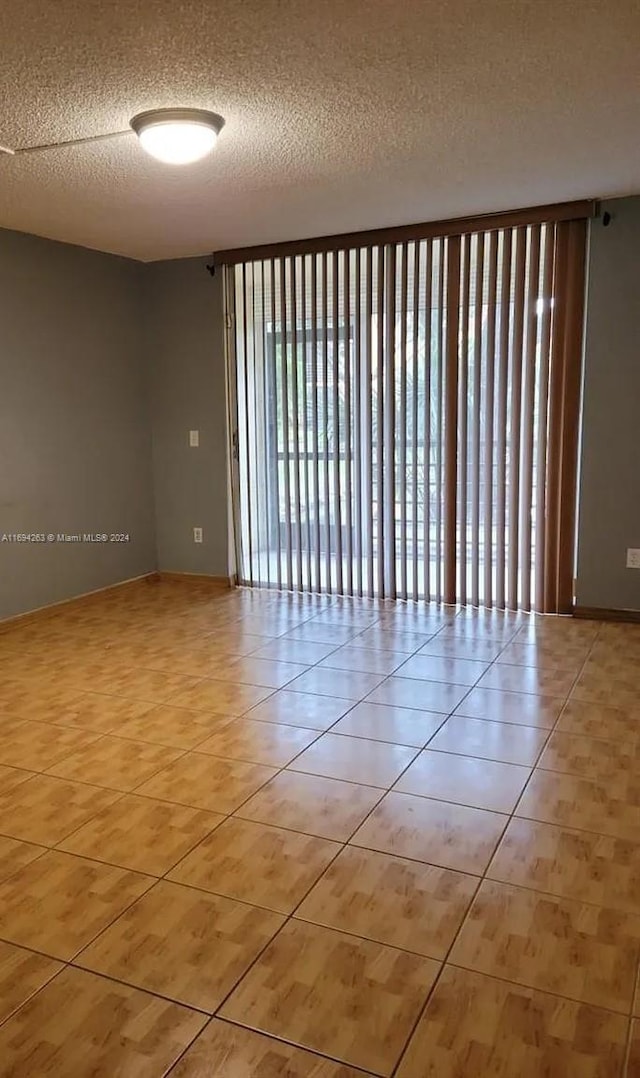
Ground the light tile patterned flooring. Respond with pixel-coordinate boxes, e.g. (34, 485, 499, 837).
(0, 580, 639, 1076)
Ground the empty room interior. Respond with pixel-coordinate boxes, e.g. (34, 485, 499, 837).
(1, 1, 640, 1075)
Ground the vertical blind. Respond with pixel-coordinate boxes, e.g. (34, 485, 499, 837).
(223, 210, 588, 613)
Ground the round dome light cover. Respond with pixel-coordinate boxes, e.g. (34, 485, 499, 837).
(130, 108, 225, 165)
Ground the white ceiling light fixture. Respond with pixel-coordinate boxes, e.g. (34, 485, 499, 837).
(130, 108, 225, 165)
(0, 107, 225, 164)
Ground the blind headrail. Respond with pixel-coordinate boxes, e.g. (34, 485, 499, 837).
(214, 199, 598, 266)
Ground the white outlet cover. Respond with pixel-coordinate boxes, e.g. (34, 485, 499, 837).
(626, 548, 640, 569)
(193, 527, 203, 543)
(189, 430, 199, 447)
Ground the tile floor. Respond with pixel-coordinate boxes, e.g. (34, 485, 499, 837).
(0, 578, 638, 1076)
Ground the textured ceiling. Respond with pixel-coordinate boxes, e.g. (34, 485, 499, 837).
(0, 0, 638, 261)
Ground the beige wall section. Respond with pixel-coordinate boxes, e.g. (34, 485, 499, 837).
(576, 197, 640, 612)
(144, 257, 229, 578)
(0, 227, 156, 620)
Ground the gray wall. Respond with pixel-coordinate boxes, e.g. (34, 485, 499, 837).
(0, 228, 156, 620)
(144, 258, 228, 577)
(576, 196, 640, 612)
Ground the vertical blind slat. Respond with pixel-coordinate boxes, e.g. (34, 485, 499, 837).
(225, 266, 243, 583)
(365, 248, 374, 598)
(332, 251, 343, 593)
(520, 226, 541, 612)
(423, 239, 433, 601)
(321, 252, 331, 593)
(260, 262, 270, 588)
(241, 264, 254, 586)
(444, 235, 461, 605)
(354, 249, 363, 597)
(376, 246, 385, 598)
(252, 262, 265, 587)
(483, 232, 498, 607)
(267, 260, 282, 588)
(289, 258, 302, 590)
(534, 225, 555, 612)
(555, 219, 588, 614)
(435, 239, 445, 604)
(458, 234, 471, 605)
(383, 245, 396, 597)
(544, 224, 569, 613)
(278, 258, 292, 588)
(344, 250, 353, 596)
(411, 240, 421, 602)
(399, 243, 409, 600)
(495, 229, 512, 609)
(507, 226, 527, 610)
(300, 256, 312, 592)
(310, 255, 321, 592)
(470, 232, 484, 607)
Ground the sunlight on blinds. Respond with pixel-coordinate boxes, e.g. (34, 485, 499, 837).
(225, 218, 586, 613)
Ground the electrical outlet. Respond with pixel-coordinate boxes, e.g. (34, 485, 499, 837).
(626, 548, 640, 569)
(189, 430, 199, 447)
(193, 527, 203, 544)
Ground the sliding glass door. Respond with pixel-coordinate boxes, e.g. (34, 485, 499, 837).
(224, 212, 587, 612)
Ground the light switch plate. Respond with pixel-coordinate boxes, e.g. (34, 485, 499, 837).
(626, 548, 640, 569)
(189, 430, 199, 447)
